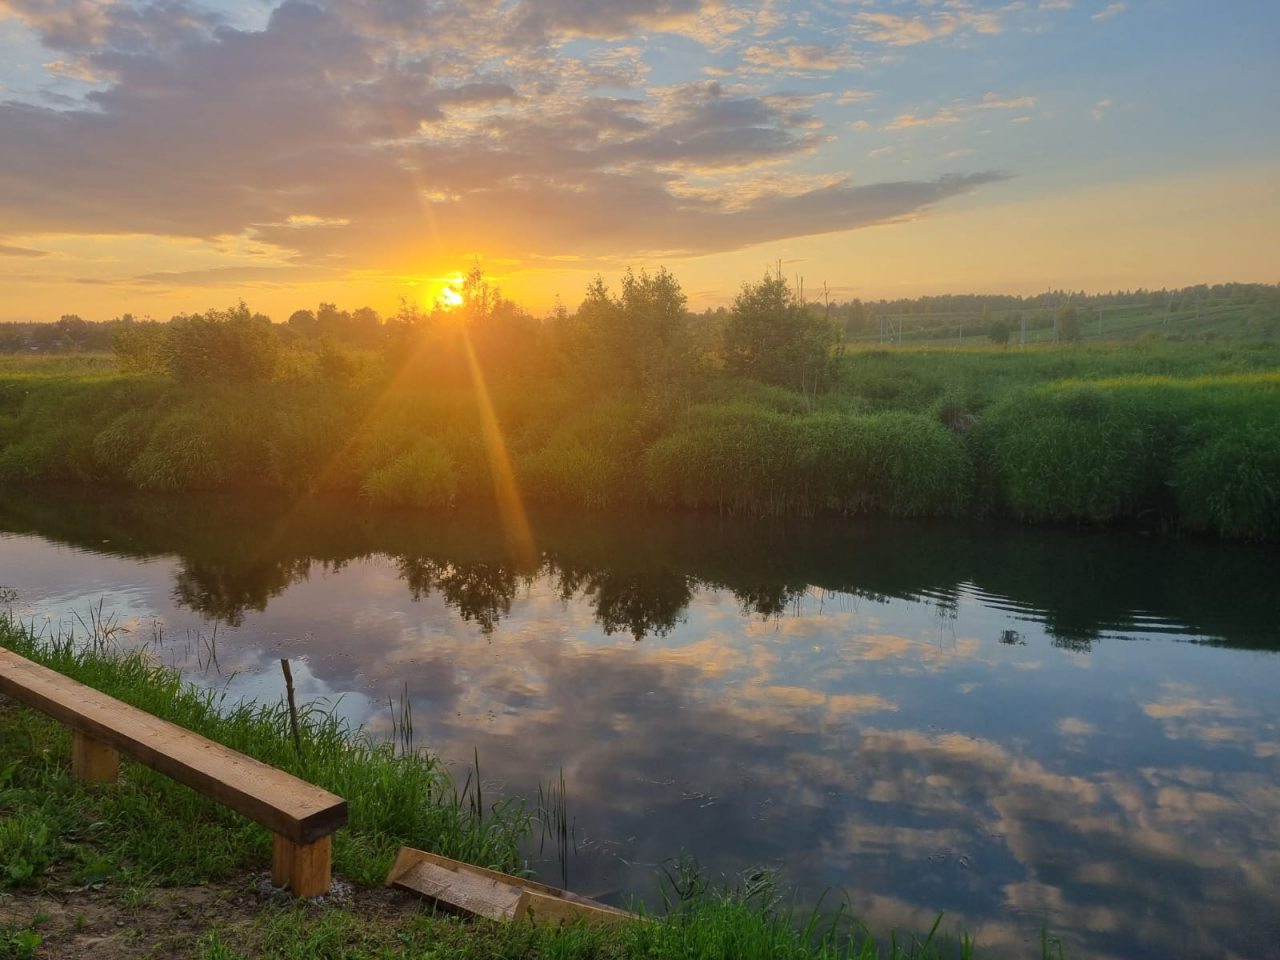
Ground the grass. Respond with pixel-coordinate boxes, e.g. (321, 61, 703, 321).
(1, 341, 1277, 539)
(0, 615, 1051, 959)
(0, 616, 528, 888)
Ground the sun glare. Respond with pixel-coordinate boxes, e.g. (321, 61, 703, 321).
(438, 285, 463, 309)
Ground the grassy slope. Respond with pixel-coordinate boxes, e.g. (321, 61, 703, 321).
(0, 616, 1004, 960)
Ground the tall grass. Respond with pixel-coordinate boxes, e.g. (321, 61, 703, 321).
(0, 343, 1277, 538)
(975, 373, 1280, 538)
(644, 403, 967, 517)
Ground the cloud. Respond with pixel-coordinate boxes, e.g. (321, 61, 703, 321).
(1092, 96, 1113, 119)
(855, 9, 1003, 47)
(885, 92, 1038, 131)
(886, 108, 962, 130)
(836, 89, 874, 105)
(976, 92, 1037, 110)
(0, 243, 49, 257)
(1092, 2, 1125, 21)
(0, 0, 1009, 273)
(513, 0, 711, 40)
(742, 41, 857, 73)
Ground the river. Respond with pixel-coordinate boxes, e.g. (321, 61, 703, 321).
(1, 488, 1277, 960)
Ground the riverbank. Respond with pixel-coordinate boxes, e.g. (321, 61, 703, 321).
(0, 343, 1278, 540)
(0, 615, 1005, 960)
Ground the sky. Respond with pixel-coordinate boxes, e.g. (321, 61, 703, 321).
(0, 0, 1276, 321)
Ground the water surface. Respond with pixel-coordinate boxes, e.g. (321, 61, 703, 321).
(1, 489, 1277, 960)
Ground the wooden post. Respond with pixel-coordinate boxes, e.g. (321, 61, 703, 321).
(71, 730, 119, 783)
(272, 833, 332, 897)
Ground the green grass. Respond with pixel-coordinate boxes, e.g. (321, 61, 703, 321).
(1, 341, 1277, 538)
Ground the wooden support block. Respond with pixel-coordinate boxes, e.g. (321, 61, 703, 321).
(271, 833, 332, 897)
(71, 729, 119, 783)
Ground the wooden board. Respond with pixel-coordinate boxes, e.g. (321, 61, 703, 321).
(0, 647, 347, 843)
(387, 847, 636, 926)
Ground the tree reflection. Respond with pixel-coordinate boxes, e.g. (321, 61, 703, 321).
(172, 557, 312, 627)
(3, 488, 1277, 652)
(397, 557, 521, 634)
(579, 569, 692, 640)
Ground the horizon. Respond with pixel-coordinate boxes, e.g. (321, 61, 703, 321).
(1, 0, 1276, 322)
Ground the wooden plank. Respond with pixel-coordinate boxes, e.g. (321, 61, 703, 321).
(71, 730, 119, 783)
(393, 858, 525, 922)
(387, 847, 637, 925)
(387, 848, 631, 915)
(0, 647, 347, 843)
(515, 888, 637, 928)
(272, 834, 333, 898)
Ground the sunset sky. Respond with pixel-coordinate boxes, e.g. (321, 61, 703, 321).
(0, 0, 1275, 321)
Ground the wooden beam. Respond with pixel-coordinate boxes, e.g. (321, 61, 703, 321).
(0, 648, 347, 844)
(272, 834, 332, 898)
(71, 730, 119, 783)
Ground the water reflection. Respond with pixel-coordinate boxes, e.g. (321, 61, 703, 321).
(1, 488, 1279, 960)
(0, 488, 1276, 651)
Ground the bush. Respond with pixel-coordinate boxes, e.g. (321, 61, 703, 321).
(979, 385, 1167, 522)
(1174, 423, 1280, 540)
(360, 440, 457, 508)
(166, 303, 280, 383)
(798, 412, 968, 516)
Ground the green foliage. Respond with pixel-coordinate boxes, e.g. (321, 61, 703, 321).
(2, 330, 1280, 539)
(0, 808, 58, 888)
(798, 412, 969, 517)
(165, 302, 280, 383)
(645, 404, 966, 517)
(577, 268, 697, 396)
(126, 402, 265, 491)
(1174, 422, 1280, 540)
(0, 925, 42, 960)
(1056, 305, 1082, 343)
(519, 398, 653, 507)
(360, 439, 458, 508)
(110, 320, 170, 374)
(978, 385, 1167, 522)
(723, 270, 838, 395)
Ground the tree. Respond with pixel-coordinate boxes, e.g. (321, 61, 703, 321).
(988, 317, 1012, 346)
(166, 301, 280, 382)
(1057, 304, 1082, 342)
(55, 314, 89, 350)
(111, 317, 169, 373)
(578, 267, 695, 393)
(722, 269, 838, 399)
(286, 309, 318, 338)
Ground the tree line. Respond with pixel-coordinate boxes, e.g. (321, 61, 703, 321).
(5, 275, 1277, 380)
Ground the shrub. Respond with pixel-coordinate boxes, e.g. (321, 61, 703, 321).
(979, 385, 1167, 522)
(360, 440, 457, 508)
(1174, 423, 1280, 540)
(166, 303, 280, 383)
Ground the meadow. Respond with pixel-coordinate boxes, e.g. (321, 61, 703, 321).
(1, 336, 1277, 541)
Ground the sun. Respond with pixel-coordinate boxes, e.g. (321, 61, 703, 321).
(437, 285, 463, 309)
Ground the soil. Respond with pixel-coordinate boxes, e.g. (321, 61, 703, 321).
(0, 875, 422, 959)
